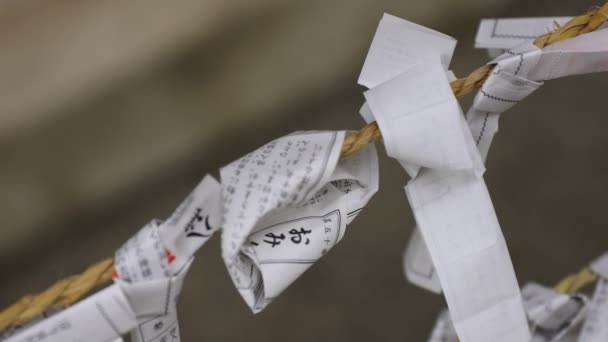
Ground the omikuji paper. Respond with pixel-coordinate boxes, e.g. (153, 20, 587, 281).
(220, 131, 378, 312)
(358, 13, 456, 89)
(410, 13, 608, 308)
(580, 254, 608, 342)
(115, 221, 190, 342)
(403, 228, 441, 294)
(521, 283, 588, 342)
(430, 281, 589, 342)
(6, 176, 223, 342)
(427, 310, 457, 342)
(160, 176, 223, 273)
(475, 17, 572, 53)
(579, 278, 608, 342)
(359, 14, 528, 342)
(5, 285, 137, 342)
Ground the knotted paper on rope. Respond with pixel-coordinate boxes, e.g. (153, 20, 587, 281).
(408, 17, 608, 298)
(427, 281, 590, 342)
(475, 17, 573, 57)
(220, 131, 379, 313)
(358, 14, 530, 342)
(5, 176, 223, 342)
(579, 253, 608, 342)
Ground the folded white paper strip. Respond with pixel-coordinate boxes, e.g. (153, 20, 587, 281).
(399, 71, 458, 295)
(579, 253, 608, 342)
(591, 253, 608, 278)
(529, 28, 608, 81)
(6, 176, 223, 342)
(475, 17, 572, 56)
(358, 14, 456, 89)
(220, 131, 379, 312)
(114, 221, 183, 342)
(405, 168, 528, 342)
(522, 283, 588, 342)
(160, 176, 223, 273)
(467, 44, 543, 162)
(407, 14, 608, 296)
(400, 43, 542, 295)
(579, 278, 608, 342)
(403, 228, 441, 294)
(117, 259, 191, 342)
(427, 310, 457, 342)
(359, 14, 529, 342)
(117, 176, 222, 342)
(5, 285, 137, 342)
(430, 281, 588, 342)
(359, 14, 473, 295)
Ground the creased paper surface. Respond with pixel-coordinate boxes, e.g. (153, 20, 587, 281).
(220, 131, 378, 312)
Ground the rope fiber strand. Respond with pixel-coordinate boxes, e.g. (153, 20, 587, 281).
(2, 3, 608, 335)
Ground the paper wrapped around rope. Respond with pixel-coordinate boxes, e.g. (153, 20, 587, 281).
(399, 70, 459, 295)
(359, 15, 529, 341)
(119, 176, 222, 342)
(467, 44, 544, 161)
(406, 16, 608, 296)
(579, 253, 608, 342)
(358, 14, 456, 89)
(4, 221, 191, 342)
(3, 284, 137, 342)
(403, 228, 441, 294)
(5, 175, 222, 342)
(428, 282, 588, 342)
(426, 310, 457, 342)
(220, 131, 379, 313)
(160, 176, 223, 273)
(521, 283, 588, 342)
(358, 14, 477, 294)
(477, 18, 608, 83)
(475, 17, 573, 57)
(114, 221, 186, 342)
(359, 14, 461, 179)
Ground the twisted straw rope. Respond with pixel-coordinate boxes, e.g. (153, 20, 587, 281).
(2, 3, 608, 334)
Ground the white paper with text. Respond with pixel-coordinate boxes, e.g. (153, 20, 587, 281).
(220, 131, 379, 312)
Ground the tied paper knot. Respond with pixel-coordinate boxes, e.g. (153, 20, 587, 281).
(522, 283, 588, 341)
(358, 14, 529, 342)
(428, 282, 590, 342)
(114, 221, 190, 321)
(113, 175, 222, 342)
(220, 131, 379, 313)
(357, 14, 479, 179)
(113, 221, 192, 342)
(364, 60, 483, 179)
(472, 68, 542, 114)
(465, 42, 543, 160)
(579, 253, 608, 342)
(4, 175, 222, 342)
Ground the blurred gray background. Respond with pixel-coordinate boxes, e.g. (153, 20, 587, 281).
(1, 0, 607, 341)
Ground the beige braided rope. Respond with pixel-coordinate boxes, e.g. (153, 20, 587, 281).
(2, 3, 608, 334)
